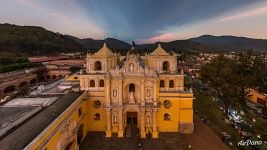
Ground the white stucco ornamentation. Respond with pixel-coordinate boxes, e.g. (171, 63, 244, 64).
(56, 119, 77, 150)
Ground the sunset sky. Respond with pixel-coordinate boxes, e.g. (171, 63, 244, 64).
(1, 0, 267, 43)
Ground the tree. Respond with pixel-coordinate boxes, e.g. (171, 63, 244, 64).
(200, 52, 267, 112)
(0, 58, 14, 65)
(69, 66, 81, 74)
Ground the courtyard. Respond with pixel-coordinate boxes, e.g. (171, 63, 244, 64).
(79, 115, 229, 150)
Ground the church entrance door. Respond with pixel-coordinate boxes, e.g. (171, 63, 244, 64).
(127, 112, 137, 125)
(125, 112, 138, 138)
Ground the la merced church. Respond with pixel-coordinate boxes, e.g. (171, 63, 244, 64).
(79, 43, 194, 138)
(1, 43, 195, 150)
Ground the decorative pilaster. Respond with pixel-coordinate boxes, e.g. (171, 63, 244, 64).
(106, 78, 111, 106)
(152, 109, 158, 138)
(140, 110, 146, 138)
(106, 110, 112, 137)
(119, 79, 123, 105)
(153, 79, 157, 105)
(104, 60, 108, 72)
(118, 109, 124, 137)
(141, 79, 145, 106)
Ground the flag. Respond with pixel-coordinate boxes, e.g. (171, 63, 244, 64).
(132, 41, 136, 48)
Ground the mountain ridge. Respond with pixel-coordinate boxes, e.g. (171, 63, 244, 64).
(1, 23, 267, 57)
(190, 35, 267, 52)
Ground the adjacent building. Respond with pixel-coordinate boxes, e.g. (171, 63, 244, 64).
(247, 88, 267, 107)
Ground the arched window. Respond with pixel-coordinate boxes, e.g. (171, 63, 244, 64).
(94, 113, 100, 120)
(94, 61, 102, 71)
(163, 61, 170, 71)
(129, 83, 135, 92)
(99, 80, 104, 87)
(160, 80, 165, 88)
(164, 113, 171, 121)
(52, 75, 57, 79)
(169, 80, 174, 88)
(90, 80, 95, 87)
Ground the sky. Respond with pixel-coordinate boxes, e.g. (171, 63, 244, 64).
(0, 0, 267, 43)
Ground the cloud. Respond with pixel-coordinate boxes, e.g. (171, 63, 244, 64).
(13, 0, 105, 38)
(139, 33, 176, 44)
(2, 0, 267, 41)
(218, 5, 267, 22)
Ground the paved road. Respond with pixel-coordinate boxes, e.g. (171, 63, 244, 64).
(80, 115, 229, 150)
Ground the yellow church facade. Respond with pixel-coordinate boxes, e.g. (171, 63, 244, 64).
(24, 43, 194, 150)
(79, 43, 194, 138)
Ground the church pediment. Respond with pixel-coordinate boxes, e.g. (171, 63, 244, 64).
(109, 53, 157, 77)
(150, 44, 170, 56)
(93, 43, 115, 57)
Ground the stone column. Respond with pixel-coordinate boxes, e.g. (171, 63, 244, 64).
(96, 78, 99, 91)
(118, 109, 124, 137)
(165, 78, 169, 91)
(153, 79, 157, 105)
(140, 110, 146, 138)
(152, 109, 158, 138)
(141, 79, 145, 106)
(106, 109, 112, 137)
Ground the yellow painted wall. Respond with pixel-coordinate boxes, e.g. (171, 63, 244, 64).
(180, 109, 193, 123)
(157, 94, 193, 132)
(179, 99, 193, 123)
(25, 93, 88, 150)
(86, 97, 107, 131)
(157, 98, 180, 132)
(180, 99, 193, 109)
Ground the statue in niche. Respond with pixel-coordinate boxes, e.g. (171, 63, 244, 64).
(146, 89, 151, 97)
(113, 115, 118, 124)
(128, 91, 135, 104)
(129, 63, 134, 72)
(113, 89, 117, 97)
(146, 116, 150, 124)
